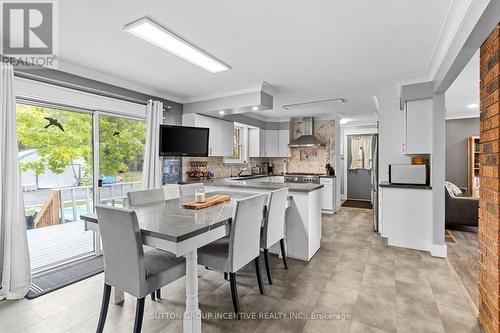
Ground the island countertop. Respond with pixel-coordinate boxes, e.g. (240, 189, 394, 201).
(192, 179, 324, 193)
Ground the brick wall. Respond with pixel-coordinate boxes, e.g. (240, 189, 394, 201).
(479, 23, 500, 333)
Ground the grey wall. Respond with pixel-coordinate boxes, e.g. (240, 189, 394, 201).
(445, 117, 479, 188)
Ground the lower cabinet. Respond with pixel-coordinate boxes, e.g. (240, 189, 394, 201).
(320, 177, 335, 213)
(380, 186, 431, 251)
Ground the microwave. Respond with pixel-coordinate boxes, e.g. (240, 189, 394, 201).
(389, 164, 428, 185)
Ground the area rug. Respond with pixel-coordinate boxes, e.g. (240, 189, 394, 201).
(26, 255, 103, 299)
(342, 200, 373, 209)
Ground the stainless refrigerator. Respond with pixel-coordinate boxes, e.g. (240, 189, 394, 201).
(371, 134, 379, 232)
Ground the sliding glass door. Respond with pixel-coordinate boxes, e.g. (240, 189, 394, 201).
(16, 104, 146, 272)
(16, 103, 95, 271)
(97, 114, 146, 206)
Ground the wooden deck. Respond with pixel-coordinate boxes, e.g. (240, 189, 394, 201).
(27, 221, 94, 271)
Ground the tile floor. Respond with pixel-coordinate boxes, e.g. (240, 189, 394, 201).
(0, 207, 482, 332)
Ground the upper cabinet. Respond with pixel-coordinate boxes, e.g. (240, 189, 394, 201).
(403, 99, 432, 154)
(278, 129, 291, 158)
(182, 114, 234, 156)
(249, 128, 290, 157)
(248, 128, 264, 157)
(264, 130, 279, 157)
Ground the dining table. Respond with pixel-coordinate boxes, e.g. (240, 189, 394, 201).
(80, 190, 267, 333)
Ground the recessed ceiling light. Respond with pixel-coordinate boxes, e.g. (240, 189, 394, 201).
(218, 110, 225, 115)
(468, 103, 479, 109)
(252, 106, 259, 111)
(124, 17, 230, 73)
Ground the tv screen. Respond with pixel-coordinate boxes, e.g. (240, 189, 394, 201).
(159, 125, 209, 157)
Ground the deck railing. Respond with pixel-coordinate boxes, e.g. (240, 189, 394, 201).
(34, 190, 61, 228)
(29, 181, 142, 227)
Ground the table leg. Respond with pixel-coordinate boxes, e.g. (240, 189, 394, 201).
(111, 287, 124, 305)
(183, 250, 201, 333)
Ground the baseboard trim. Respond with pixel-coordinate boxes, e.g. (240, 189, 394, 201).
(430, 243, 447, 258)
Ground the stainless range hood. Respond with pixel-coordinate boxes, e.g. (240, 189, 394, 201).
(288, 117, 324, 148)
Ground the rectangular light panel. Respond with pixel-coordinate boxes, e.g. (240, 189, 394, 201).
(124, 17, 230, 73)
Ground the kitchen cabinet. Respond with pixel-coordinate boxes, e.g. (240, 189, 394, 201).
(274, 175, 285, 183)
(249, 128, 290, 158)
(182, 114, 234, 156)
(248, 128, 264, 157)
(278, 129, 291, 157)
(379, 185, 431, 251)
(264, 130, 279, 157)
(320, 177, 335, 213)
(403, 99, 432, 154)
(219, 119, 234, 156)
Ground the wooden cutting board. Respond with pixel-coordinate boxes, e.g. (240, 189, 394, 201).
(182, 194, 231, 210)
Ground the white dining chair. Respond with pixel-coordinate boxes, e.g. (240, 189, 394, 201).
(95, 205, 186, 333)
(261, 187, 289, 284)
(127, 188, 165, 206)
(179, 183, 204, 198)
(197, 193, 267, 317)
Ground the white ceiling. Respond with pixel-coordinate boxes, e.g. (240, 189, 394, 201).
(57, 0, 453, 120)
(445, 50, 480, 119)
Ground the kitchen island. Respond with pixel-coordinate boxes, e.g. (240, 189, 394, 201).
(204, 179, 323, 261)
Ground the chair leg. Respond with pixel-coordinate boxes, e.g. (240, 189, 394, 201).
(133, 297, 145, 333)
(229, 273, 240, 318)
(156, 289, 161, 300)
(263, 249, 272, 285)
(254, 257, 264, 295)
(96, 283, 111, 333)
(280, 239, 288, 269)
(151, 292, 156, 301)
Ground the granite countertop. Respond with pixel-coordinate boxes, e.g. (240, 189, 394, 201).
(81, 190, 262, 242)
(183, 179, 323, 193)
(379, 181, 432, 190)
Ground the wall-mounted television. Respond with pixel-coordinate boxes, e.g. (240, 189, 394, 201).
(159, 125, 209, 157)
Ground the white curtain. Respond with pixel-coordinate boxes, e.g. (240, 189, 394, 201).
(141, 100, 163, 189)
(361, 136, 373, 169)
(349, 137, 363, 169)
(0, 63, 31, 300)
(349, 136, 373, 170)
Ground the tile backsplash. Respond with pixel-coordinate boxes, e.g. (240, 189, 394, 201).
(181, 119, 336, 180)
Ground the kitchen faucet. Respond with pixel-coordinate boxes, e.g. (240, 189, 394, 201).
(237, 167, 248, 177)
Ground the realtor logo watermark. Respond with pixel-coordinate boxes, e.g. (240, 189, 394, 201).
(1, 0, 58, 68)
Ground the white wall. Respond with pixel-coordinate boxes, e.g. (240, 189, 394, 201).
(431, 93, 446, 256)
(377, 96, 411, 182)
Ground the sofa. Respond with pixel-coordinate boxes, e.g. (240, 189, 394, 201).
(445, 181, 478, 227)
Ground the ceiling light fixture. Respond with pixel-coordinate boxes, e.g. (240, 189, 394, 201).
(252, 106, 259, 111)
(468, 103, 479, 109)
(124, 17, 230, 73)
(218, 110, 225, 115)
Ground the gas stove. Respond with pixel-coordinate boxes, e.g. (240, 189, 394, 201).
(284, 173, 322, 184)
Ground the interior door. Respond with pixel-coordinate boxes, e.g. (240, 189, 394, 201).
(97, 114, 146, 207)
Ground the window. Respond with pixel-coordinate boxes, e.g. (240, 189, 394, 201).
(224, 126, 246, 164)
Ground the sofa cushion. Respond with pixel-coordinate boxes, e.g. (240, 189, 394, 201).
(445, 181, 462, 197)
